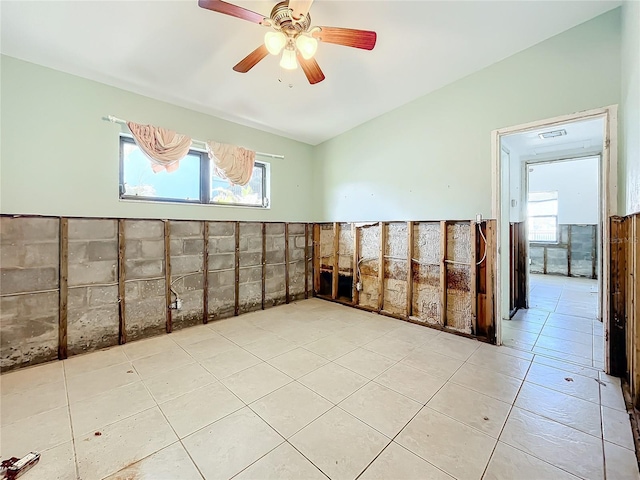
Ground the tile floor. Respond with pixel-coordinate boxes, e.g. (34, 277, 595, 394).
(502, 274, 604, 369)
(1, 297, 638, 480)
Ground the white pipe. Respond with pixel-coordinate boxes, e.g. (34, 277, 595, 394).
(104, 115, 285, 159)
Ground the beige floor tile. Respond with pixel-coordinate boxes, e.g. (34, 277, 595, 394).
(399, 349, 464, 380)
(602, 405, 635, 450)
(545, 313, 593, 334)
(0, 361, 64, 396)
(304, 336, 359, 360)
(511, 309, 549, 325)
(159, 381, 244, 438)
(599, 374, 626, 411)
(122, 335, 177, 361)
(555, 301, 598, 319)
(374, 363, 446, 404)
(64, 347, 129, 377)
(70, 381, 155, 437)
(525, 362, 600, 404)
(279, 325, 332, 345)
(1, 380, 67, 426)
(250, 382, 332, 438)
(335, 325, 386, 345)
(299, 363, 368, 404)
(359, 442, 453, 480)
(221, 363, 292, 404)
(290, 407, 390, 480)
(466, 346, 532, 380)
(334, 348, 396, 379)
(500, 407, 604, 480)
(143, 362, 216, 404)
(484, 441, 580, 480)
(450, 363, 522, 404)
(501, 318, 544, 334)
(267, 347, 328, 378)
(169, 324, 218, 346)
(66, 361, 139, 404)
(535, 335, 593, 360)
(383, 323, 441, 346)
(604, 441, 640, 480)
(75, 407, 177, 480)
(242, 335, 296, 360)
(532, 355, 600, 377)
(131, 347, 193, 379)
(363, 336, 417, 361)
(17, 441, 76, 480)
(540, 324, 593, 346)
(222, 327, 281, 347)
(427, 335, 481, 362)
(515, 382, 602, 437)
(180, 334, 236, 360)
(183, 407, 283, 480)
(104, 442, 202, 480)
(427, 382, 511, 438)
(481, 343, 534, 361)
(531, 345, 592, 366)
(500, 325, 538, 348)
(339, 382, 422, 438)
(207, 318, 255, 336)
(396, 407, 495, 480)
(200, 347, 261, 379)
(234, 442, 326, 480)
(0, 405, 72, 458)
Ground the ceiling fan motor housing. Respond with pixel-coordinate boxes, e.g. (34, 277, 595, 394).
(270, 1, 311, 35)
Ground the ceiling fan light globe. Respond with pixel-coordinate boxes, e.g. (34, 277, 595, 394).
(264, 31, 287, 55)
(295, 34, 318, 60)
(280, 48, 298, 70)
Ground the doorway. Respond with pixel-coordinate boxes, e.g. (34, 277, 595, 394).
(491, 106, 619, 373)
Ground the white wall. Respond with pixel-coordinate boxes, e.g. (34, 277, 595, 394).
(0, 56, 318, 222)
(621, 1, 640, 216)
(528, 157, 600, 225)
(314, 10, 621, 221)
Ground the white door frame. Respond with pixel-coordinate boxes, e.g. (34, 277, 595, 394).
(491, 106, 618, 372)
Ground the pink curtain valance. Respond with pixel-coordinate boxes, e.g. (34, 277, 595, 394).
(127, 121, 192, 173)
(206, 141, 256, 186)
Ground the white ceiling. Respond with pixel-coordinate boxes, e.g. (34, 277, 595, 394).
(502, 117, 605, 160)
(1, 0, 620, 145)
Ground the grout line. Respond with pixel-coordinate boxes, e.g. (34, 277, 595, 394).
(61, 362, 81, 480)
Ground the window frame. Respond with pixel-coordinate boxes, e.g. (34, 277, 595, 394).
(118, 135, 270, 208)
(527, 191, 559, 243)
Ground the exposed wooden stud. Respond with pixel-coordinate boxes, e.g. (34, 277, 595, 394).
(58, 217, 68, 360)
(117, 219, 127, 343)
(470, 221, 477, 335)
(377, 222, 387, 312)
(203, 222, 209, 324)
(406, 221, 414, 318)
(609, 217, 627, 377)
(164, 220, 172, 334)
(262, 222, 266, 309)
(234, 221, 240, 316)
(592, 224, 598, 280)
(353, 224, 361, 306)
(304, 223, 309, 299)
(543, 246, 548, 274)
(313, 224, 321, 294)
(332, 222, 340, 299)
(485, 221, 496, 342)
(567, 224, 572, 277)
(631, 214, 640, 406)
(285, 223, 290, 304)
(440, 220, 448, 327)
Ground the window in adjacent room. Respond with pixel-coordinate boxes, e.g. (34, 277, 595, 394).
(528, 191, 558, 242)
(119, 135, 270, 208)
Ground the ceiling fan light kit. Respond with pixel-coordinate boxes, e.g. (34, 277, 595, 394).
(198, 0, 377, 84)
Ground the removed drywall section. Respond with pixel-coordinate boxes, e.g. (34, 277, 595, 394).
(170, 221, 204, 329)
(265, 223, 286, 307)
(384, 222, 408, 316)
(0, 217, 60, 370)
(239, 222, 263, 313)
(318, 224, 335, 297)
(124, 219, 166, 341)
(412, 222, 441, 326)
(207, 221, 236, 320)
(358, 223, 380, 310)
(67, 219, 119, 354)
(446, 222, 473, 333)
(288, 223, 307, 302)
(337, 223, 354, 301)
(530, 224, 598, 278)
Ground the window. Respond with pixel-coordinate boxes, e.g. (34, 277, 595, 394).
(119, 136, 269, 208)
(528, 191, 558, 242)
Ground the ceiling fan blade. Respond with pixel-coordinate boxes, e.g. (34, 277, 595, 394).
(313, 26, 377, 50)
(288, 0, 314, 20)
(233, 45, 269, 73)
(297, 53, 325, 84)
(198, 0, 265, 24)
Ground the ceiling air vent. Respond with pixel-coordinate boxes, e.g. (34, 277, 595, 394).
(538, 129, 567, 139)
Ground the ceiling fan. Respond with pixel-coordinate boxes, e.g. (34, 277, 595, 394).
(198, 0, 377, 84)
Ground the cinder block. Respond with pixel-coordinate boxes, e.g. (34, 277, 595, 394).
(124, 240, 142, 259)
(88, 285, 119, 306)
(68, 242, 88, 264)
(86, 241, 118, 262)
(288, 223, 305, 235)
(210, 254, 235, 271)
(240, 266, 262, 284)
(240, 252, 261, 268)
(25, 243, 59, 268)
(68, 219, 116, 240)
(265, 224, 285, 235)
(139, 279, 166, 298)
(67, 306, 119, 355)
(68, 260, 117, 286)
(294, 236, 306, 249)
(171, 256, 203, 275)
(1, 217, 58, 243)
(1, 267, 58, 295)
(170, 239, 184, 255)
(209, 270, 235, 288)
(140, 240, 165, 259)
(240, 223, 262, 236)
(209, 222, 235, 237)
(125, 220, 164, 240)
(183, 239, 204, 255)
(210, 237, 235, 254)
(266, 250, 285, 264)
(180, 273, 204, 290)
(248, 237, 263, 252)
(68, 288, 87, 310)
(170, 221, 202, 237)
(125, 259, 164, 279)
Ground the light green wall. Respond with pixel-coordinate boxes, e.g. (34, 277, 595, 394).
(0, 55, 317, 222)
(621, 1, 640, 216)
(315, 9, 622, 222)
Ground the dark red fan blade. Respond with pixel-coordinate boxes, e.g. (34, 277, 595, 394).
(233, 45, 269, 73)
(297, 53, 325, 84)
(198, 0, 265, 24)
(288, 0, 314, 20)
(313, 26, 377, 50)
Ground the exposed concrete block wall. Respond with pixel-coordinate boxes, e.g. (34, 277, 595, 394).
(67, 219, 119, 354)
(384, 222, 408, 316)
(446, 222, 473, 333)
(530, 224, 598, 278)
(0, 217, 59, 370)
(124, 220, 166, 341)
(413, 222, 441, 326)
(208, 221, 237, 320)
(265, 223, 286, 306)
(170, 220, 204, 330)
(319, 224, 335, 297)
(358, 223, 380, 309)
(288, 223, 307, 302)
(239, 222, 262, 313)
